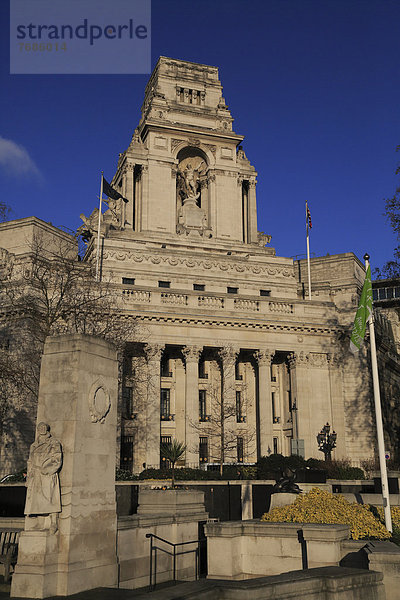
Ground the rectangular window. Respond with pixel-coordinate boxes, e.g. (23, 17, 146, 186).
(158, 280, 170, 288)
(260, 289, 271, 297)
(199, 390, 208, 421)
(160, 388, 170, 420)
(160, 435, 172, 470)
(193, 283, 205, 291)
(387, 287, 394, 299)
(227, 286, 238, 294)
(395, 287, 400, 298)
(378, 288, 386, 300)
(198, 358, 208, 379)
(122, 386, 134, 419)
(122, 277, 135, 285)
(273, 437, 279, 454)
(272, 391, 276, 422)
(237, 437, 244, 463)
(372, 289, 378, 301)
(161, 356, 172, 377)
(199, 437, 208, 463)
(120, 435, 134, 470)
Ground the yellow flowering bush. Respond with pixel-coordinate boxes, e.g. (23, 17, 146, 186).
(261, 488, 391, 540)
(376, 505, 400, 544)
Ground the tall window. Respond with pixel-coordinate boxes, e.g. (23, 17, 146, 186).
(160, 389, 170, 420)
(199, 437, 208, 463)
(122, 386, 134, 419)
(237, 437, 244, 463)
(198, 357, 208, 379)
(199, 389, 207, 421)
(236, 391, 245, 423)
(273, 437, 279, 454)
(160, 435, 172, 469)
(120, 435, 134, 471)
(161, 355, 172, 377)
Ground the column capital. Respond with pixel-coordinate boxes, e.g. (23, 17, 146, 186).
(288, 351, 309, 368)
(182, 345, 202, 363)
(144, 343, 164, 362)
(254, 349, 274, 366)
(219, 346, 239, 366)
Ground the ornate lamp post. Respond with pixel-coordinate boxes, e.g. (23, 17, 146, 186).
(317, 423, 337, 461)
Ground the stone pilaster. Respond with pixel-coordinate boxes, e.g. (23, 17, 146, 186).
(182, 346, 202, 466)
(124, 163, 134, 227)
(254, 349, 275, 457)
(144, 343, 164, 468)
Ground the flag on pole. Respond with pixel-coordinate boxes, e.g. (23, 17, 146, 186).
(102, 176, 128, 203)
(350, 265, 373, 353)
(306, 205, 312, 229)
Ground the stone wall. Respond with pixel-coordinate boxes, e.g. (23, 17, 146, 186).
(117, 489, 208, 589)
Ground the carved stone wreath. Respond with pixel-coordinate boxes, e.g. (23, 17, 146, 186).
(88, 380, 111, 424)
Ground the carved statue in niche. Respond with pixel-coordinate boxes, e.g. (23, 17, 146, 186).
(25, 422, 62, 534)
(176, 153, 212, 238)
(177, 156, 206, 204)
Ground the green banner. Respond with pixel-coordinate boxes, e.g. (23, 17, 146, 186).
(350, 265, 373, 353)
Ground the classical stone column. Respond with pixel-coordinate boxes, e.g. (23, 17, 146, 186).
(219, 346, 239, 463)
(254, 349, 274, 457)
(288, 351, 310, 456)
(182, 346, 202, 466)
(208, 173, 217, 235)
(144, 343, 164, 468)
(140, 164, 149, 230)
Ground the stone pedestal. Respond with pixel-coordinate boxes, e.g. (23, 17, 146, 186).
(11, 335, 118, 598)
(269, 492, 299, 511)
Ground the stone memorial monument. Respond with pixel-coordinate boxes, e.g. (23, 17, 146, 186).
(11, 334, 118, 598)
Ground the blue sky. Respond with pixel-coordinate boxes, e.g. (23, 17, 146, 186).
(1, 0, 399, 272)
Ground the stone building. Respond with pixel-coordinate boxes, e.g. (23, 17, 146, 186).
(1, 57, 400, 475)
(77, 56, 398, 472)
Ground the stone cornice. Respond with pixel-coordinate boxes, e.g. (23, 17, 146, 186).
(131, 313, 337, 336)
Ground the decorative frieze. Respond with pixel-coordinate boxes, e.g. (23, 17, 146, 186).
(102, 249, 295, 278)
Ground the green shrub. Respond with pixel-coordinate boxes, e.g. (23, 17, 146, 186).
(138, 466, 255, 481)
(256, 454, 306, 479)
(323, 459, 365, 480)
(116, 468, 139, 481)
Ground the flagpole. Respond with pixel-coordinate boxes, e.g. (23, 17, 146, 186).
(95, 171, 103, 282)
(306, 201, 312, 300)
(364, 253, 392, 532)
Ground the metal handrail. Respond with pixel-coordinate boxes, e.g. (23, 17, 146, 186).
(145, 532, 202, 590)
